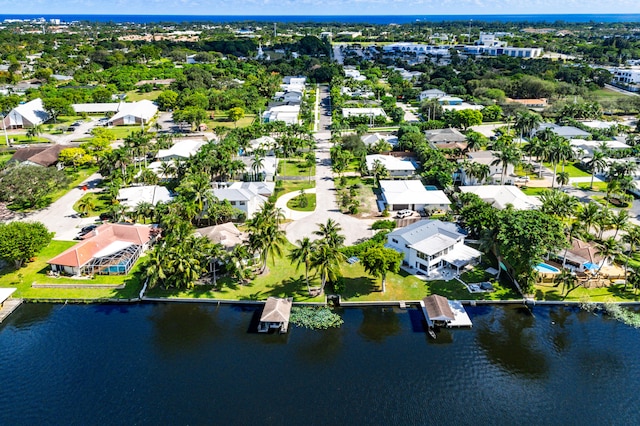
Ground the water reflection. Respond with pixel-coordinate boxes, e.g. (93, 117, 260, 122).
(357, 307, 401, 343)
(476, 306, 549, 379)
(149, 303, 220, 354)
(548, 307, 574, 354)
(295, 327, 344, 363)
(4, 303, 54, 329)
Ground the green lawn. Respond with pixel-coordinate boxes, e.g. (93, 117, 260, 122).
(274, 180, 315, 199)
(534, 282, 640, 302)
(125, 89, 162, 101)
(520, 187, 549, 196)
(205, 114, 255, 130)
(543, 161, 591, 178)
(286, 192, 316, 211)
(278, 159, 315, 178)
(0, 241, 142, 300)
(573, 181, 608, 191)
(589, 88, 628, 100)
(73, 191, 112, 216)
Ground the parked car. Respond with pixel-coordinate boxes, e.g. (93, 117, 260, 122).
(397, 209, 413, 219)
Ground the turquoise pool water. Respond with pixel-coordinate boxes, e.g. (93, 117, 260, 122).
(535, 263, 561, 274)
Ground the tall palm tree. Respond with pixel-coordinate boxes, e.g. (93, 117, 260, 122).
(491, 146, 521, 185)
(556, 171, 570, 188)
(595, 207, 614, 240)
(547, 136, 573, 188)
(587, 149, 607, 190)
(310, 241, 345, 293)
(611, 209, 630, 239)
(577, 202, 601, 237)
(514, 111, 543, 141)
(554, 268, 578, 299)
(289, 237, 315, 294)
(622, 225, 640, 290)
(314, 218, 346, 248)
(596, 237, 620, 277)
(524, 136, 551, 178)
(251, 154, 264, 181)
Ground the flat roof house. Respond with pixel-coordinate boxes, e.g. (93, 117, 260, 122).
(387, 219, 481, 277)
(459, 185, 542, 210)
(379, 180, 450, 212)
(366, 154, 416, 178)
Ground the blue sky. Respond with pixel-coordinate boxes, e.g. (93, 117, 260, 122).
(3, 0, 640, 16)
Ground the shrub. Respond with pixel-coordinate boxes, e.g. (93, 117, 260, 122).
(371, 219, 396, 231)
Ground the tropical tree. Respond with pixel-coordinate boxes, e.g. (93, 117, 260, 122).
(491, 146, 521, 185)
(251, 154, 264, 181)
(587, 149, 607, 190)
(514, 111, 543, 140)
(370, 158, 389, 182)
(310, 241, 344, 293)
(314, 218, 346, 248)
(554, 268, 578, 299)
(228, 107, 245, 128)
(76, 196, 96, 217)
(596, 237, 620, 277)
(611, 209, 630, 239)
(289, 237, 315, 294)
(622, 225, 640, 290)
(0, 221, 52, 269)
(361, 246, 403, 293)
(577, 202, 601, 237)
(539, 189, 578, 221)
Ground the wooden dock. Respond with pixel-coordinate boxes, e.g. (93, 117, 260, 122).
(0, 298, 22, 323)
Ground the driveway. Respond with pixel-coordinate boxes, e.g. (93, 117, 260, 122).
(24, 173, 104, 241)
(282, 140, 376, 246)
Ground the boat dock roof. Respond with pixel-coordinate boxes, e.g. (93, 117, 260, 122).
(420, 295, 472, 328)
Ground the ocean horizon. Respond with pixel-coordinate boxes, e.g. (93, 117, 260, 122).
(3, 14, 640, 25)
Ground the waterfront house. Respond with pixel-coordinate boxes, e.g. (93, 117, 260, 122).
(195, 222, 247, 251)
(552, 239, 609, 273)
(258, 297, 293, 333)
(48, 223, 154, 276)
(379, 180, 450, 212)
(459, 185, 542, 210)
(386, 219, 481, 277)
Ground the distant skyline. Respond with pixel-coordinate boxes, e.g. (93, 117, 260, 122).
(2, 1, 640, 17)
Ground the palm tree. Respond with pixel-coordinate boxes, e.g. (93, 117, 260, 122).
(556, 171, 570, 188)
(76, 196, 96, 217)
(596, 237, 620, 278)
(370, 159, 389, 182)
(314, 218, 346, 248)
(622, 225, 640, 290)
(611, 209, 630, 239)
(514, 111, 542, 140)
(134, 201, 154, 224)
(310, 241, 345, 293)
(226, 244, 252, 285)
(289, 237, 315, 294)
(547, 136, 573, 189)
(577, 202, 601, 237)
(554, 269, 578, 299)
(142, 245, 168, 289)
(595, 207, 614, 240)
(539, 189, 578, 221)
(491, 146, 521, 185)
(524, 137, 551, 178)
(251, 154, 264, 181)
(587, 149, 607, 190)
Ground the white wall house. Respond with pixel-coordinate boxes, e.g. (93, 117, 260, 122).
(419, 89, 446, 102)
(459, 151, 515, 185)
(380, 180, 450, 212)
(459, 185, 542, 210)
(386, 220, 482, 276)
(212, 187, 267, 219)
(156, 139, 207, 162)
(366, 154, 416, 178)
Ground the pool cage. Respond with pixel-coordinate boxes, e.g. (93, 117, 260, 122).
(82, 244, 143, 276)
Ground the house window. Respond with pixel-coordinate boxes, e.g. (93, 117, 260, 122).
(239, 201, 246, 206)
(230, 201, 236, 205)
(392, 238, 398, 244)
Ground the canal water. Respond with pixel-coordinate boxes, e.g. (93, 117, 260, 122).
(0, 302, 638, 425)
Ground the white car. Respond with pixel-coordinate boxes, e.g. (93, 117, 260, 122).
(397, 209, 413, 219)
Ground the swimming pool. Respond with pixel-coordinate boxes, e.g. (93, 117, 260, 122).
(535, 263, 561, 274)
(425, 185, 438, 191)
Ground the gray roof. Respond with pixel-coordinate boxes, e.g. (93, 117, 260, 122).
(387, 219, 463, 246)
(260, 297, 293, 323)
(424, 128, 467, 143)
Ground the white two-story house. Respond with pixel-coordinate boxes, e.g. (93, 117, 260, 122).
(386, 220, 481, 277)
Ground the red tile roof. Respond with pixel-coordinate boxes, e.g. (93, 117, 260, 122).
(48, 223, 152, 267)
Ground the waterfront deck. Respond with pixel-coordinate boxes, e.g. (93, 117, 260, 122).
(0, 288, 21, 323)
(447, 300, 473, 328)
